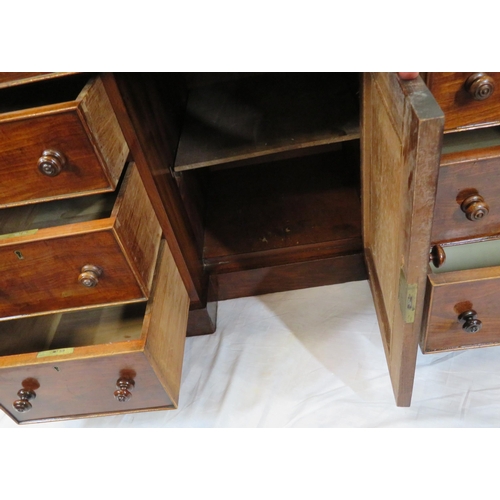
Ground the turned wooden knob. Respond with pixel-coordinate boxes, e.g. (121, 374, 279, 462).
(114, 377, 135, 402)
(465, 73, 495, 101)
(12, 388, 37, 413)
(460, 193, 489, 221)
(429, 245, 446, 268)
(38, 149, 66, 177)
(458, 310, 482, 334)
(78, 264, 102, 287)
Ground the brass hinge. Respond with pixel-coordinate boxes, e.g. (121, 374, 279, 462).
(399, 268, 417, 324)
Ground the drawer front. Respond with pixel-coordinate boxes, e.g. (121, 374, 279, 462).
(422, 267, 500, 353)
(0, 231, 146, 318)
(0, 76, 129, 207)
(0, 353, 174, 423)
(0, 240, 190, 424)
(427, 72, 500, 132)
(431, 155, 500, 243)
(0, 164, 162, 319)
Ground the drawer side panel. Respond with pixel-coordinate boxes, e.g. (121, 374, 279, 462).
(144, 241, 189, 406)
(114, 164, 162, 294)
(78, 77, 129, 186)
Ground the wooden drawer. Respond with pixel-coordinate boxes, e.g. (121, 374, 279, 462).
(424, 237, 500, 353)
(431, 136, 500, 243)
(0, 74, 129, 207)
(0, 240, 189, 424)
(0, 163, 161, 319)
(422, 266, 500, 353)
(426, 72, 500, 132)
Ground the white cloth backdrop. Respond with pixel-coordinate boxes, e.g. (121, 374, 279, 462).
(2, 279, 500, 428)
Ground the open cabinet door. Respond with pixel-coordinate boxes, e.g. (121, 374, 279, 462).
(361, 73, 444, 406)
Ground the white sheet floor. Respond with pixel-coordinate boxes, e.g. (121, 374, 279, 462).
(3, 279, 500, 428)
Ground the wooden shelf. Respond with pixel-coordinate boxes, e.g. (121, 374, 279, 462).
(202, 147, 362, 273)
(174, 73, 359, 172)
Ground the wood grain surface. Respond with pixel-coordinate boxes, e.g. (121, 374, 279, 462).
(0, 72, 77, 89)
(432, 149, 500, 243)
(0, 164, 159, 319)
(212, 252, 366, 301)
(203, 148, 362, 272)
(113, 164, 162, 294)
(175, 73, 360, 171)
(423, 266, 500, 352)
(0, 75, 128, 207)
(144, 241, 189, 404)
(0, 240, 188, 423)
(362, 72, 444, 406)
(103, 73, 207, 308)
(426, 72, 500, 132)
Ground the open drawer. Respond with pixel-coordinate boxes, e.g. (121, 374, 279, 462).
(0, 240, 189, 424)
(0, 163, 161, 319)
(423, 238, 500, 353)
(0, 73, 129, 207)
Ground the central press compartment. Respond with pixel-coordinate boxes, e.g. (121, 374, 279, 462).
(171, 72, 366, 300)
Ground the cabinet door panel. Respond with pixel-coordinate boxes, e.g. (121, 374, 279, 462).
(362, 73, 444, 406)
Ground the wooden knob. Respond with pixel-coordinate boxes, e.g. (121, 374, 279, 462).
(458, 310, 482, 334)
(465, 73, 495, 101)
(38, 149, 66, 177)
(430, 245, 446, 268)
(460, 193, 489, 221)
(114, 377, 135, 402)
(12, 388, 36, 413)
(78, 264, 102, 287)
